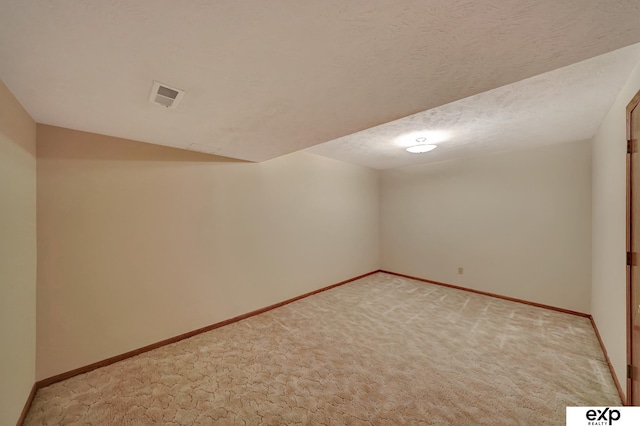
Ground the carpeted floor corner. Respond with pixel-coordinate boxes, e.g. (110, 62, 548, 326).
(25, 272, 620, 425)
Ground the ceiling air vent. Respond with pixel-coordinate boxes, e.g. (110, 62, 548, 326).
(149, 81, 185, 109)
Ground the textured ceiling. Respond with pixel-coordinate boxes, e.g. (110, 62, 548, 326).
(308, 44, 640, 169)
(0, 1, 639, 163)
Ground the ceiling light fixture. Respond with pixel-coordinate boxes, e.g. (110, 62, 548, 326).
(406, 137, 438, 153)
(394, 130, 450, 148)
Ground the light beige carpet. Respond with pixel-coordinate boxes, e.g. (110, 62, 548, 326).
(25, 272, 620, 425)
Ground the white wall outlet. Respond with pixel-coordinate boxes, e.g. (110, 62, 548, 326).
(458, 267, 463, 275)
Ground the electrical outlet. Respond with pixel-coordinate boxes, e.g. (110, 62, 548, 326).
(458, 267, 463, 275)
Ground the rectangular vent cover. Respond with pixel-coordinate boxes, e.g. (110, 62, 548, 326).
(149, 81, 185, 109)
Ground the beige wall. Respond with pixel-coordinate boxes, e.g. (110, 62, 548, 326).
(592, 60, 640, 398)
(36, 125, 379, 380)
(380, 140, 592, 313)
(0, 80, 37, 423)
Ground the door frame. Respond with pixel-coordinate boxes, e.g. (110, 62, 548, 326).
(627, 89, 640, 404)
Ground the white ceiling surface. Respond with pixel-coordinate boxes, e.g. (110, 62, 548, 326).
(0, 1, 639, 163)
(308, 44, 640, 169)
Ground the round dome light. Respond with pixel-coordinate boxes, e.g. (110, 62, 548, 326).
(406, 144, 437, 153)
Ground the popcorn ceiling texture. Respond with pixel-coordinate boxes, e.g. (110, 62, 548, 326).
(24, 273, 619, 425)
(307, 44, 640, 169)
(0, 1, 639, 163)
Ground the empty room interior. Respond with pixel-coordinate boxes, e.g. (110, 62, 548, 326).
(2, 1, 640, 425)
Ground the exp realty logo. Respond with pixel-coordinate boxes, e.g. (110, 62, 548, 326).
(585, 408, 620, 425)
(567, 407, 640, 426)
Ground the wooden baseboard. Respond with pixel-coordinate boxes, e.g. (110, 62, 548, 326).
(36, 270, 379, 389)
(23, 270, 627, 418)
(380, 270, 590, 318)
(590, 316, 626, 405)
(16, 383, 37, 426)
